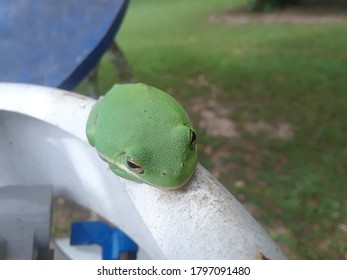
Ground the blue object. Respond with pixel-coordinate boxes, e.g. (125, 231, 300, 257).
(70, 221, 138, 260)
(0, 0, 129, 90)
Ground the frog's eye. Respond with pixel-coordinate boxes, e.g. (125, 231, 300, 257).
(126, 156, 144, 174)
(189, 129, 197, 150)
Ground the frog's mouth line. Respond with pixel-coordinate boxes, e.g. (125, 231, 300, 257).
(96, 151, 192, 189)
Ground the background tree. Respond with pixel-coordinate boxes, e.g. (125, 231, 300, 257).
(247, 0, 302, 11)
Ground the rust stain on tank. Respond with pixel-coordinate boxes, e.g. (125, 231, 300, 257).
(257, 252, 270, 260)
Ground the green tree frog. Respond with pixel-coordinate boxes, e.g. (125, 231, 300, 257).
(86, 83, 197, 189)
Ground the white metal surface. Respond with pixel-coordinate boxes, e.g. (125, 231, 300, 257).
(0, 83, 286, 259)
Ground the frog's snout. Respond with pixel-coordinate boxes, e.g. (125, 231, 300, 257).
(156, 163, 195, 188)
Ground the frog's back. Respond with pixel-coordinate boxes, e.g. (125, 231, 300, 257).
(104, 83, 188, 118)
(94, 83, 191, 154)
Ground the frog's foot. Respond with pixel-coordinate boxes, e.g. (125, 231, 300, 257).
(86, 99, 104, 146)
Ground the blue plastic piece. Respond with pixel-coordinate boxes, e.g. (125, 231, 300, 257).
(0, 0, 129, 90)
(70, 221, 138, 260)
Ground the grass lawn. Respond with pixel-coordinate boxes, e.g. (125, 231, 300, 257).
(78, 0, 347, 259)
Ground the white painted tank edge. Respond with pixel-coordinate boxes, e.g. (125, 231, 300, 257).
(0, 82, 287, 259)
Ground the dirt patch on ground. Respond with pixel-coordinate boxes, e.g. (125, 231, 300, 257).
(188, 75, 294, 140)
(244, 121, 294, 140)
(209, 6, 347, 25)
(52, 197, 102, 238)
(191, 97, 240, 138)
(187, 74, 294, 185)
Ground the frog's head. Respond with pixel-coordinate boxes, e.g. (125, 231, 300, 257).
(87, 83, 199, 189)
(111, 125, 197, 189)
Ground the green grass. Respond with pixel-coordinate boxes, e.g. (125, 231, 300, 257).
(78, 0, 347, 259)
